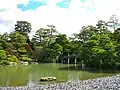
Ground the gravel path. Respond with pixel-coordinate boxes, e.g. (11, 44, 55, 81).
(0, 74, 120, 90)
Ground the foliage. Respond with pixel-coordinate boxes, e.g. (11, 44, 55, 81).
(0, 60, 9, 65)
(15, 21, 32, 35)
(106, 14, 120, 31)
(0, 50, 7, 61)
(8, 55, 19, 63)
(49, 43, 63, 62)
(1, 16, 120, 69)
(21, 56, 32, 62)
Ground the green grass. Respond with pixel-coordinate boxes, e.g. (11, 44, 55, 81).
(0, 63, 119, 86)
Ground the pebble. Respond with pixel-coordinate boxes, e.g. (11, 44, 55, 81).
(0, 74, 120, 90)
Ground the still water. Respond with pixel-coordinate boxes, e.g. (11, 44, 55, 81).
(0, 63, 119, 86)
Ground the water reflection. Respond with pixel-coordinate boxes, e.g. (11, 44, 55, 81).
(0, 64, 118, 86)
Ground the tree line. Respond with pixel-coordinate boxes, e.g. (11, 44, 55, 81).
(0, 15, 120, 69)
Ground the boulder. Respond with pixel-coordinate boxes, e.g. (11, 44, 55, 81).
(9, 62, 17, 66)
(40, 76, 56, 81)
(19, 61, 28, 65)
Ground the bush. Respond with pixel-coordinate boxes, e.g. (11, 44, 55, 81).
(0, 60, 9, 65)
(0, 50, 7, 60)
(21, 56, 32, 62)
(8, 55, 19, 63)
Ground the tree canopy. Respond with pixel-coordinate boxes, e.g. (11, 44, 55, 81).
(1, 16, 120, 69)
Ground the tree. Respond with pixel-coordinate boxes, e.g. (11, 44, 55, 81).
(32, 25, 57, 47)
(96, 20, 111, 34)
(77, 25, 98, 43)
(0, 32, 9, 41)
(0, 32, 9, 50)
(15, 21, 32, 35)
(55, 34, 70, 55)
(69, 33, 79, 42)
(14, 21, 32, 45)
(0, 50, 7, 61)
(47, 25, 57, 46)
(107, 14, 120, 31)
(55, 34, 68, 45)
(81, 34, 116, 68)
(21, 55, 32, 62)
(9, 31, 27, 49)
(0, 50, 9, 65)
(8, 55, 19, 63)
(113, 28, 120, 42)
(32, 28, 45, 43)
(9, 31, 31, 60)
(32, 28, 50, 47)
(96, 20, 106, 29)
(31, 25, 58, 63)
(49, 43, 63, 62)
(4, 42, 16, 56)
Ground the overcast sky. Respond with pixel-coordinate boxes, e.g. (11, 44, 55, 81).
(0, 0, 120, 37)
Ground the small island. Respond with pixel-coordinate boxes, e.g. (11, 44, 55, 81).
(40, 76, 56, 81)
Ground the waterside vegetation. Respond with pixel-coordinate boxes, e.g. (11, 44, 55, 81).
(0, 15, 120, 69)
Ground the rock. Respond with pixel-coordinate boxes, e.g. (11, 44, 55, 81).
(1, 74, 120, 90)
(40, 76, 56, 81)
(19, 61, 28, 65)
(9, 62, 17, 66)
(32, 62, 38, 64)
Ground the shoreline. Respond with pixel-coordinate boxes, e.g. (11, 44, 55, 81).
(0, 74, 120, 90)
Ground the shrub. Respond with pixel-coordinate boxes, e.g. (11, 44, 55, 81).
(21, 56, 32, 62)
(0, 50, 7, 60)
(0, 60, 9, 65)
(8, 55, 19, 63)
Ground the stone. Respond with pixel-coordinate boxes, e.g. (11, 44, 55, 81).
(19, 61, 28, 65)
(1, 74, 120, 90)
(40, 76, 56, 81)
(9, 62, 17, 66)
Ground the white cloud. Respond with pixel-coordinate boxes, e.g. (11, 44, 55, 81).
(93, 0, 120, 21)
(0, 0, 120, 37)
(17, 0, 30, 4)
(0, 0, 29, 9)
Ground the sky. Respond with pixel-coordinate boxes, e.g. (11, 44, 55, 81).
(0, 0, 120, 37)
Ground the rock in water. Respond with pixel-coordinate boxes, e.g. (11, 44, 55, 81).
(40, 76, 56, 81)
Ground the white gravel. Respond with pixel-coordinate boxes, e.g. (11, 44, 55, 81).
(0, 74, 120, 90)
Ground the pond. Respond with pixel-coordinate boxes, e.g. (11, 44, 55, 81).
(0, 63, 119, 86)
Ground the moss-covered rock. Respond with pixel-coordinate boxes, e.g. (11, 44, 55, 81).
(40, 76, 56, 81)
